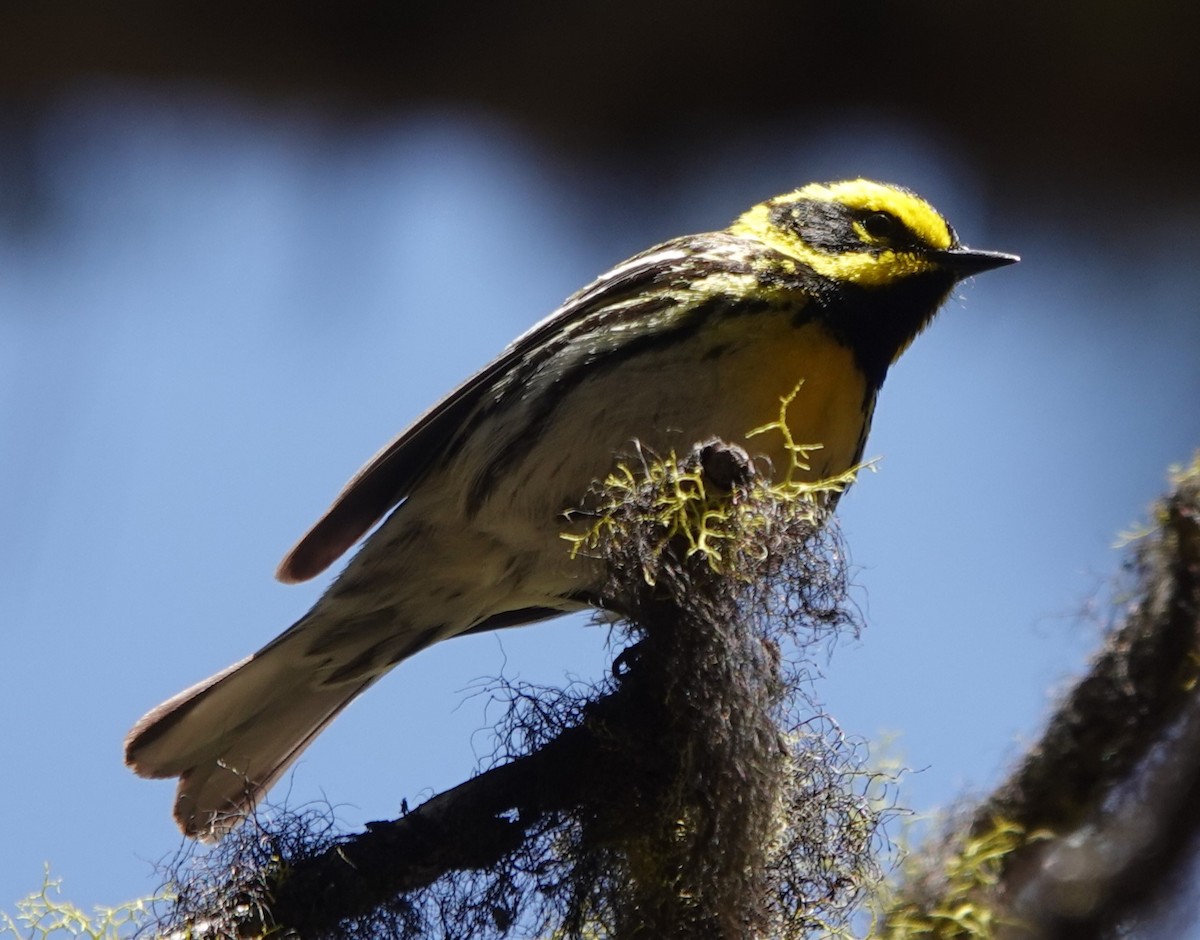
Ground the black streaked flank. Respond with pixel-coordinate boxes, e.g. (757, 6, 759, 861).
(464, 292, 743, 515)
(459, 606, 573, 636)
(302, 608, 397, 657)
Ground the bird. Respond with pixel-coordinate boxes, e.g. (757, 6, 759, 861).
(125, 179, 1017, 838)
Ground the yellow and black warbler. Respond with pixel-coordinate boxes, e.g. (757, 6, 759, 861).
(126, 178, 1017, 837)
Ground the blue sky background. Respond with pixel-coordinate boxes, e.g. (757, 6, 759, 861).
(2, 87, 1199, 927)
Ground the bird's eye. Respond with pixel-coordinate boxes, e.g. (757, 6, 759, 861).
(861, 212, 897, 241)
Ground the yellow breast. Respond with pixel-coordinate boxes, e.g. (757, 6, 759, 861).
(703, 315, 873, 480)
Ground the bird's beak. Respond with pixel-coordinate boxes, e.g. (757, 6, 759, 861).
(936, 247, 1021, 277)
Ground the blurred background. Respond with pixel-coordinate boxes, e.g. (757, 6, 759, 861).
(2, 0, 1198, 931)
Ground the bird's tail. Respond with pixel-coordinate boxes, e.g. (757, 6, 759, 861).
(124, 628, 385, 840)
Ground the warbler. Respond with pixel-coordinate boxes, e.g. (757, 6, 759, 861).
(126, 179, 1017, 838)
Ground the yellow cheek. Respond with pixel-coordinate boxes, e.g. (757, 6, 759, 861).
(808, 248, 940, 287)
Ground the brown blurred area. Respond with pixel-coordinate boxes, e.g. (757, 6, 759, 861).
(2, 0, 1197, 205)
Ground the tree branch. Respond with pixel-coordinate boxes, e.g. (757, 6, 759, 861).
(883, 458, 1200, 937)
(160, 442, 875, 939)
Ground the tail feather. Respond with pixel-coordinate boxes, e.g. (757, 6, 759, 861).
(125, 591, 560, 837)
(124, 634, 377, 839)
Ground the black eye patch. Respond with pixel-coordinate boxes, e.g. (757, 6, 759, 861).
(854, 209, 932, 251)
(769, 199, 924, 255)
(769, 199, 855, 252)
(860, 211, 898, 241)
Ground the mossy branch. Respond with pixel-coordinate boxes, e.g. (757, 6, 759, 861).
(151, 438, 879, 940)
(877, 455, 1200, 937)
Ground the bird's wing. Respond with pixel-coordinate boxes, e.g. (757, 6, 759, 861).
(276, 236, 728, 584)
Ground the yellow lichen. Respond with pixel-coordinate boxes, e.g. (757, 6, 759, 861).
(562, 382, 864, 585)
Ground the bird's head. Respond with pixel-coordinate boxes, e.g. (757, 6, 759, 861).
(731, 178, 1018, 288)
